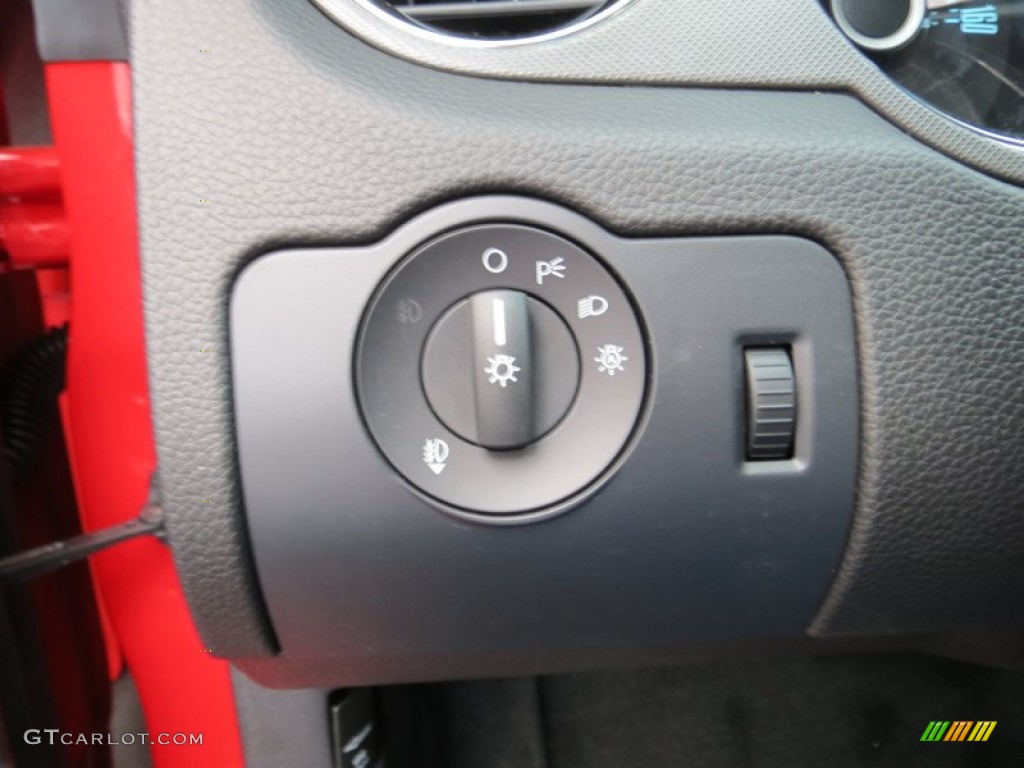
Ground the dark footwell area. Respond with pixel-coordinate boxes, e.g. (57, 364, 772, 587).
(382, 653, 1024, 767)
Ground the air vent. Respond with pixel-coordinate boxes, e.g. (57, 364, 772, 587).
(378, 0, 618, 41)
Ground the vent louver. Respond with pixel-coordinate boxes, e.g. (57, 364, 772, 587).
(379, 0, 616, 41)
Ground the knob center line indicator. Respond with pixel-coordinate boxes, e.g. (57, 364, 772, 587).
(493, 297, 507, 347)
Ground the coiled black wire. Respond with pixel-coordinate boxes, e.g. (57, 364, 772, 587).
(0, 325, 68, 477)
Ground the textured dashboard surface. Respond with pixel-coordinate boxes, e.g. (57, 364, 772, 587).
(130, 0, 1024, 658)
(308, 0, 1024, 185)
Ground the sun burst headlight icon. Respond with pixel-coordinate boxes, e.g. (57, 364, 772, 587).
(594, 344, 628, 376)
(484, 354, 521, 387)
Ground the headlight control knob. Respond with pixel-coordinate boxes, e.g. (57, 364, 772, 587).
(422, 290, 579, 450)
(356, 223, 647, 519)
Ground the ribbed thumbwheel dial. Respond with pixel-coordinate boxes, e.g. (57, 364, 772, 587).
(744, 348, 797, 460)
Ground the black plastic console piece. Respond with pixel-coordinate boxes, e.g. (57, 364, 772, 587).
(229, 197, 858, 684)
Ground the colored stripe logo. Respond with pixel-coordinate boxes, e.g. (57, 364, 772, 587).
(920, 721, 996, 742)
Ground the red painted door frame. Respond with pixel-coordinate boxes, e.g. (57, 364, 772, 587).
(45, 61, 245, 768)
